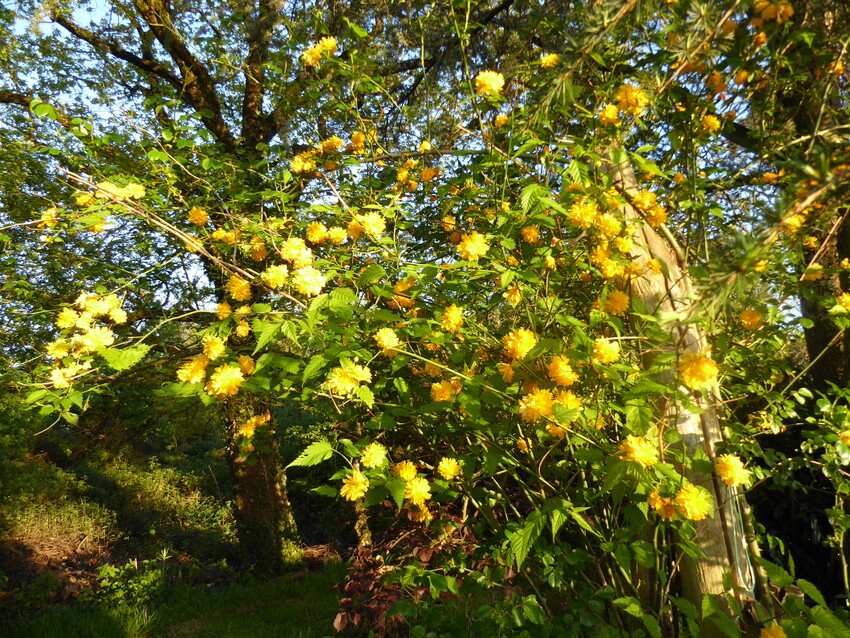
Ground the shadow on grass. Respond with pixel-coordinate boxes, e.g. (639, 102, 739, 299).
(11, 562, 345, 638)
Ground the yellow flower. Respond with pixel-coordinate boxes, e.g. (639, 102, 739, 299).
(188, 206, 208, 225)
(519, 389, 554, 423)
(802, 264, 824, 281)
(598, 103, 621, 126)
(409, 506, 433, 524)
(516, 437, 532, 451)
(216, 303, 232, 320)
(540, 53, 559, 68)
(440, 305, 464, 333)
(706, 70, 727, 94)
(56, 307, 80, 329)
(632, 190, 657, 211)
(674, 484, 713, 521)
(73, 326, 115, 354)
(457, 231, 490, 261)
(494, 113, 509, 128)
(647, 490, 678, 521)
(235, 320, 251, 338)
(759, 624, 787, 638)
(836, 293, 850, 311)
(615, 83, 649, 118)
(503, 283, 522, 306)
(701, 114, 721, 133)
(374, 327, 401, 356)
(205, 365, 245, 399)
(393, 460, 417, 481)
(617, 435, 659, 468)
(326, 226, 347, 244)
(678, 351, 718, 391)
(238, 412, 271, 439)
(548, 356, 578, 387)
(497, 361, 515, 383)
(177, 354, 210, 384)
(567, 199, 598, 229)
(203, 335, 227, 360)
(593, 339, 620, 364)
(715, 454, 751, 488)
(340, 471, 369, 501)
(740, 309, 764, 329)
(46, 341, 72, 359)
(475, 70, 505, 96)
(430, 380, 456, 402)
(604, 290, 630, 316)
(325, 363, 372, 396)
(360, 442, 387, 469)
(437, 457, 462, 480)
(291, 266, 326, 296)
(404, 476, 432, 506)
(554, 389, 582, 412)
(238, 355, 256, 375)
(211, 228, 238, 244)
(502, 328, 538, 361)
(520, 225, 539, 244)
(226, 275, 252, 302)
(317, 36, 337, 54)
(358, 212, 386, 237)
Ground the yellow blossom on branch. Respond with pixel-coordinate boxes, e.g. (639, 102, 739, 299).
(457, 231, 490, 261)
(225, 275, 252, 302)
(360, 442, 387, 469)
(177, 354, 210, 384)
(548, 356, 579, 387)
(202, 334, 226, 360)
(205, 365, 245, 399)
(188, 206, 208, 225)
(437, 457, 462, 480)
(739, 309, 764, 329)
(291, 266, 327, 296)
(374, 327, 401, 355)
(502, 328, 537, 361)
(475, 70, 505, 96)
(677, 351, 718, 391)
(615, 82, 649, 117)
(440, 304, 465, 333)
(340, 470, 369, 501)
(616, 435, 659, 468)
(518, 388, 554, 423)
(604, 290, 630, 315)
(592, 339, 620, 364)
(393, 460, 417, 481)
(238, 355, 256, 375)
(404, 476, 432, 506)
(598, 103, 621, 126)
(325, 363, 372, 396)
(715, 454, 751, 488)
(540, 53, 559, 68)
(674, 484, 713, 521)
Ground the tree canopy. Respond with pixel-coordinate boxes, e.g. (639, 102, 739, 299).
(2, 0, 850, 634)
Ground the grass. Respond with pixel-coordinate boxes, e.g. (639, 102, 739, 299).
(12, 562, 344, 638)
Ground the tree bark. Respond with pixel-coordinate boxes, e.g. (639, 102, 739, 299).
(224, 395, 299, 574)
(607, 156, 754, 629)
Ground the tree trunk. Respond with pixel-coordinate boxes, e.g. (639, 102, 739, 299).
(608, 156, 755, 627)
(224, 395, 299, 574)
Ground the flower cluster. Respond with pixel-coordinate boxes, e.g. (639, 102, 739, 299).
(301, 36, 337, 67)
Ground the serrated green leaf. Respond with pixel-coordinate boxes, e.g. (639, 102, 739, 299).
(287, 440, 334, 468)
(358, 263, 387, 287)
(510, 511, 546, 568)
(302, 354, 326, 384)
(312, 485, 338, 497)
(756, 557, 794, 587)
(99, 344, 150, 371)
(796, 579, 827, 608)
(386, 476, 406, 510)
(252, 319, 281, 354)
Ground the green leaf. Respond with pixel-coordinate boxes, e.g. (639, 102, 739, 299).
(99, 344, 151, 371)
(31, 100, 59, 120)
(796, 579, 827, 608)
(755, 557, 794, 587)
(302, 354, 327, 384)
(312, 485, 337, 497)
(358, 263, 387, 286)
(521, 595, 547, 625)
(613, 596, 643, 618)
(510, 510, 546, 568)
(355, 385, 375, 408)
(287, 441, 334, 468)
(385, 476, 406, 510)
(252, 319, 281, 354)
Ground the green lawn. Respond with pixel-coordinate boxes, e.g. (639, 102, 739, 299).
(12, 564, 344, 638)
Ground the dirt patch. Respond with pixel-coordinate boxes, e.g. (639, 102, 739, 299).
(0, 535, 112, 605)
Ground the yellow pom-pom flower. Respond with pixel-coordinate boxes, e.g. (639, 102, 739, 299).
(440, 305, 464, 333)
(616, 435, 659, 468)
(739, 309, 764, 329)
(715, 454, 751, 488)
(677, 351, 718, 391)
(325, 363, 372, 396)
(205, 365, 245, 399)
(393, 460, 417, 481)
(457, 231, 490, 261)
(437, 457, 462, 480)
(548, 356, 579, 387)
(519, 388, 554, 423)
(593, 339, 620, 364)
(674, 484, 713, 521)
(502, 328, 537, 361)
(404, 476, 432, 506)
(340, 470, 369, 501)
(374, 328, 401, 356)
(226, 275, 252, 302)
(604, 290, 630, 316)
(474, 70, 505, 96)
(360, 442, 387, 469)
(291, 266, 326, 296)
